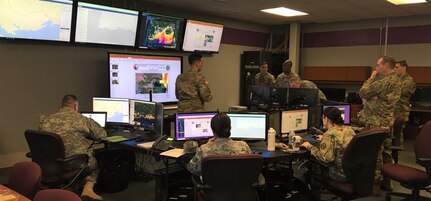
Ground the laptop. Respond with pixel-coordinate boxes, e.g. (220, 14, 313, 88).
(81, 111, 107, 128)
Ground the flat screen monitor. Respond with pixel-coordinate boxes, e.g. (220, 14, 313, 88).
(0, 0, 73, 42)
(227, 113, 267, 141)
(281, 109, 309, 133)
(138, 12, 183, 50)
(129, 99, 156, 129)
(75, 2, 138, 46)
(81, 112, 107, 128)
(323, 104, 351, 125)
(249, 85, 270, 107)
(288, 88, 319, 108)
(93, 97, 129, 124)
(270, 87, 288, 108)
(109, 52, 182, 103)
(182, 20, 223, 53)
(175, 112, 217, 141)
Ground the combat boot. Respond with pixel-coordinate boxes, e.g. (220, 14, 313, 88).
(372, 182, 381, 196)
(81, 181, 103, 201)
(380, 178, 394, 191)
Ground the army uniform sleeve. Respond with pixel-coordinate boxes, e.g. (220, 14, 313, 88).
(197, 75, 213, 103)
(318, 89, 327, 102)
(187, 147, 204, 176)
(359, 78, 382, 99)
(309, 133, 336, 163)
(86, 118, 107, 140)
(254, 74, 260, 85)
(269, 74, 276, 86)
(402, 77, 416, 97)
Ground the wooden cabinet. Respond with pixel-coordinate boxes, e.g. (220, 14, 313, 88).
(407, 67, 431, 86)
(303, 66, 371, 84)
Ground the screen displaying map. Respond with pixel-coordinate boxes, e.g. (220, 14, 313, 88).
(75, 2, 138, 46)
(0, 0, 72, 41)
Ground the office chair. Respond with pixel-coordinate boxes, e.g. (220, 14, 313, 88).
(33, 189, 82, 201)
(192, 154, 263, 201)
(381, 121, 431, 201)
(390, 116, 405, 164)
(24, 129, 89, 189)
(7, 161, 42, 200)
(311, 128, 388, 201)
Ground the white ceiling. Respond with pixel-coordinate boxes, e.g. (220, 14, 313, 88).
(140, 0, 431, 25)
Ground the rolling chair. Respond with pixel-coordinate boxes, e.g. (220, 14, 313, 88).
(390, 116, 405, 164)
(7, 161, 42, 200)
(381, 121, 431, 201)
(24, 129, 89, 189)
(192, 154, 263, 201)
(33, 189, 82, 201)
(311, 128, 388, 201)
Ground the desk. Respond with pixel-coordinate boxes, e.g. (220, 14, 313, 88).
(0, 185, 30, 201)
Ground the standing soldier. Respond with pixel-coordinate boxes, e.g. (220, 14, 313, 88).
(175, 53, 212, 113)
(394, 60, 416, 147)
(275, 60, 300, 88)
(254, 62, 275, 86)
(359, 56, 401, 194)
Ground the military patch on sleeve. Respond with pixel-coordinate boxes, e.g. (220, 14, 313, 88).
(320, 143, 326, 149)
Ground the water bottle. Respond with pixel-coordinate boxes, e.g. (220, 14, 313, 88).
(267, 128, 276, 151)
(289, 130, 296, 148)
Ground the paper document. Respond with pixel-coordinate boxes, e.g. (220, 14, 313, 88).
(137, 141, 155, 150)
(160, 148, 185, 158)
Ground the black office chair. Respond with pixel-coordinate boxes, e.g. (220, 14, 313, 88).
(192, 154, 263, 201)
(25, 129, 89, 189)
(311, 128, 388, 201)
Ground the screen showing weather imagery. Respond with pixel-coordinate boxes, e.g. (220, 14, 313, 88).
(75, 2, 138, 46)
(129, 99, 156, 129)
(281, 109, 309, 133)
(182, 20, 223, 53)
(139, 12, 183, 50)
(109, 52, 182, 103)
(0, 0, 72, 41)
(93, 97, 129, 124)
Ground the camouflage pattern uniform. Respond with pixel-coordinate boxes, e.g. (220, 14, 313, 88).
(300, 80, 328, 102)
(275, 72, 300, 88)
(394, 73, 416, 146)
(307, 125, 355, 182)
(187, 138, 251, 176)
(40, 108, 107, 182)
(359, 72, 401, 182)
(255, 72, 276, 86)
(175, 67, 213, 113)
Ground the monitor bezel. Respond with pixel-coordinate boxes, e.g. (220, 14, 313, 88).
(226, 112, 268, 141)
(181, 19, 224, 53)
(129, 99, 157, 129)
(92, 97, 130, 124)
(280, 108, 310, 134)
(175, 111, 218, 141)
(80, 111, 107, 128)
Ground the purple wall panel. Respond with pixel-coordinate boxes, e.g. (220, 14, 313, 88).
(221, 27, 268, 48)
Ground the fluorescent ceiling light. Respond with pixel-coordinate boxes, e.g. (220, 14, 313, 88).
(387, 0, 427, 5)
(261, 7, 308, 17)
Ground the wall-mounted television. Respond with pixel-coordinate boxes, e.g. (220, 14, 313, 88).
(109, 52, 182, 103)
(138, 12, 184, 50)
(75, 2, 138, 46)
(0, 0, 73, 42)
(182, 19, 223, 53)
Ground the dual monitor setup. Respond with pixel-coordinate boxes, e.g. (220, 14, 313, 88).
(0, 0, 223, 53)
(249, 86, 320, 110)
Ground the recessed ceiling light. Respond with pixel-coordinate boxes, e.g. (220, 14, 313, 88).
(387, 0, 427, 5)
(261, 7, 308, 17)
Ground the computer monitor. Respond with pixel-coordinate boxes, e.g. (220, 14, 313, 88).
(81, 112, 107, 128)
(323, 104, 351, 125)
(320, 88, 346, 102)
(182, 19, 223, 53)
(281, 109, 309, 134)
(308, 105, 322, 128)
(269, 87, 289, 108)
(129, 99, 156, 128)
(93, 97, 129, 124)
(288, 88, 319, 108)
(175, 112, 217, 141)
(248, 85, 271, 109)
(227, 113, 267, 141)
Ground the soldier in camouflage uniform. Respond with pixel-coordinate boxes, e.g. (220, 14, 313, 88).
(289, 77, 328, 102)
(254, 62, 276, 86)
(275, 60, 300, 88)
(40, 94, 106, 201)
(302, 107, 355, 182)
(358, 56, 401, 193)
(394, 60, 416, 147)
(175, 54, 213, 113)
(187, 113, 251, 176)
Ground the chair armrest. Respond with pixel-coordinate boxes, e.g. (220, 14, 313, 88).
(57, 154, 89, 163)
(26, 152, 32, 158)
(191, 175, 212, 190)
(417, 158, 431, 178)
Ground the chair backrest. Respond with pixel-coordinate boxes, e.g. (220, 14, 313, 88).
(33, 189, 82, 201)
(342, 128, 387, 197)
(415, 121, 431, 160)
(8, 161, 41, 200)
(201, 154, 263, 201)
(392, 116, 404, 146)
(24, 130, 66, 180)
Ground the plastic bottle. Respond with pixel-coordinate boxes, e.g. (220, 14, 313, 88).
(289, 130, 296, 148)
(267, 127, 276, 151)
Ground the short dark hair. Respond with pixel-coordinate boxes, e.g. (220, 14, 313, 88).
(210, 113, 231, 138)
(188, 53, 202, 65)
(62, 94, 78, 106)
(260, 61, 268, 66)
(323, 107, 344, 125)
(379, 56, 396, 69)
(396, 60, 408, 68)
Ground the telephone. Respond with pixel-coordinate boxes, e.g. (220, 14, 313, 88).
(152, 135, 174, 151)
